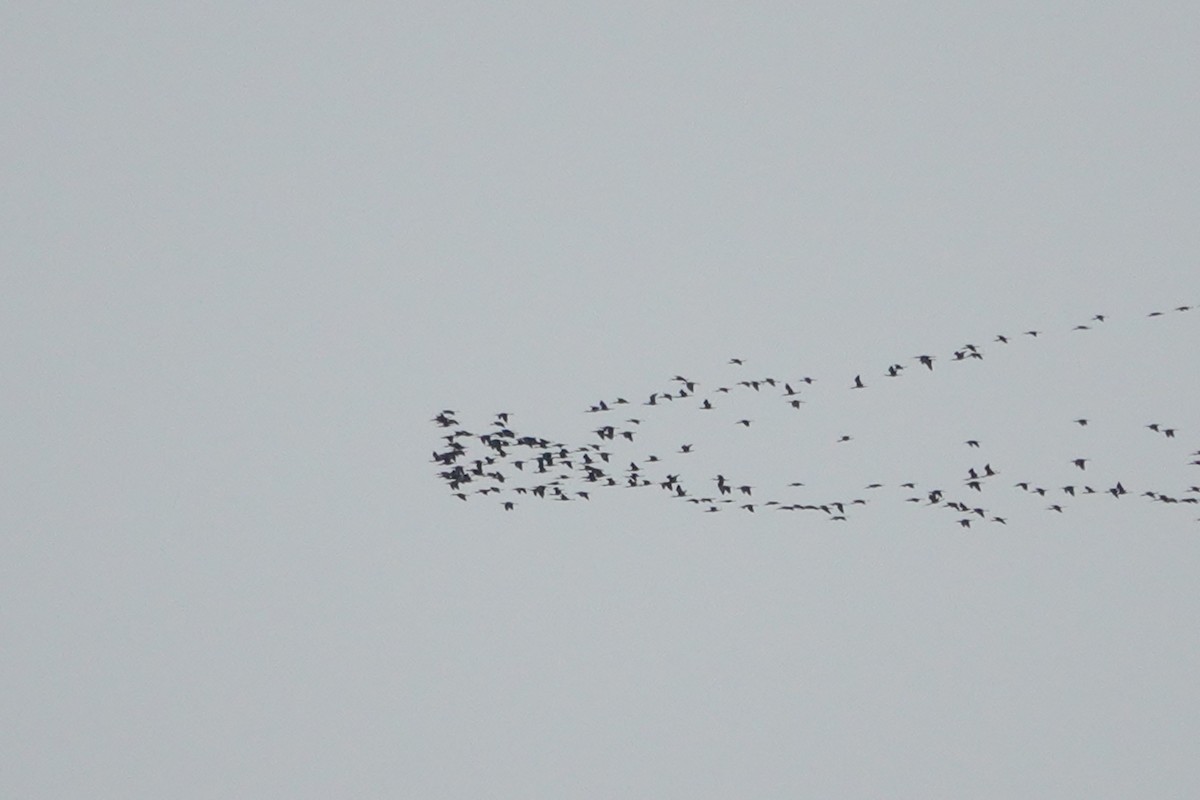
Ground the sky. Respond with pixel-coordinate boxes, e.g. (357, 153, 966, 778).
(4, 2, 1200, 797)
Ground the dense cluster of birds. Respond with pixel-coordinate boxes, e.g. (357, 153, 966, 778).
(431, 303, 1199, 528)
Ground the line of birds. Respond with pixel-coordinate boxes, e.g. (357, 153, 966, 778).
(432, 303, 1199, 527)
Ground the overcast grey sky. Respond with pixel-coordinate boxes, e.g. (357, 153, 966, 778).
(4, 3, 1200, 797)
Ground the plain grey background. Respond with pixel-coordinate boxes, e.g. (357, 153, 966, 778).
(4, 2, 1200, 797)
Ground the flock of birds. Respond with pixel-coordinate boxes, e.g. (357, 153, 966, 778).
(432, 303, 1199, 528)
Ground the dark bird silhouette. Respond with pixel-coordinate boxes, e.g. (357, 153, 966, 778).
(1072, 458, 1088, 470)
(852, 375, 865, 389)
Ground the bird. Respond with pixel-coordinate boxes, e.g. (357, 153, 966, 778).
(852, 375, 865, 389)
(1072, 458, 1088, 470)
